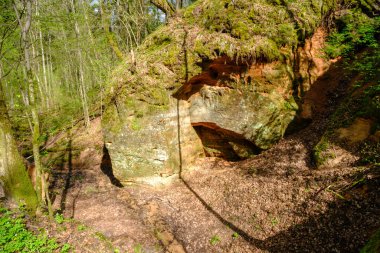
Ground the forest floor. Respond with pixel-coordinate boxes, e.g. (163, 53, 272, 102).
(22, 63, 380, 253)
(36, 117, 379, 253)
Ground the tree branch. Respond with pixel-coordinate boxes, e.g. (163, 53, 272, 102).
(150, 0, 175, 17)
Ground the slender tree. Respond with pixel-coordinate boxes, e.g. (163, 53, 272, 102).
(13, 0, 52, 216)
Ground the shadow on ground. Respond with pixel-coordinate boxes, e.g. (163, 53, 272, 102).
(173, 52, 380, 252)
(262, 166, 380, 252)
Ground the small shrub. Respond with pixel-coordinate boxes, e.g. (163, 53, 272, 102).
(61, 243, 71, 253)
(210, 235, 221, 245)
(325, 12, 379, 58)
(313, 139, 332, 167)
(360, 229, 380, 253)
(133, 244, 143, 253)
(54, 213, 65, 224)
(77, 224, 86, 231)
(360, 141, 380, 165)
(270, 216, 279, 226)
(232, 232, 239, 239)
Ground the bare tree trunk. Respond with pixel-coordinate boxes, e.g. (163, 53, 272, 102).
(14, 0, 52, 217)
(71, 0, 90, 128)
(39, 30, 51, 108)
(47, 35, 55, 105)
(176, 0, 183, 10)
(31, 31, 47, 108)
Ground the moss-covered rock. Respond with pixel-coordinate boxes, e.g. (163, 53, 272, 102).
(0, 107, 37, 211)
(189, 71, 297, 150)
(102, 0, 343, 181)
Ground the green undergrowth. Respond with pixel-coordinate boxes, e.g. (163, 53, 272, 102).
(313, 7, 380, 167)
(10, 100, 84, 159)
(313, 137, 334, 167)
(0, 207, 70, 253)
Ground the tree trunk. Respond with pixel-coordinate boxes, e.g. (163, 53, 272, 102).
(176, 0, 183, 10)
(0, 78, 38, 211)
(100, 2, 125, 60)
(71, 0, 91, 128)
(14, 0, 52, 217)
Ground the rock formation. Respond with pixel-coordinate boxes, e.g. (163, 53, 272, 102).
(102, 0, 338, 182)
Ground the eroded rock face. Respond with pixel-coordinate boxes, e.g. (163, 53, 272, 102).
(102, 25, 332, 182)
(103, 58, 301, 181)
(176, 58, 298, 159)
(103, 99, 203, 183)
(190, 86, 296, 150)
(103, 44, 332, 181)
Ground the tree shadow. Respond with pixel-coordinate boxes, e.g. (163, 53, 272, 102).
(59, 135, 73, 212)
(262, 166, 380, 252)
(174, 27, 265, 249)
(174, 26, 379, 252)
(176, 98, 266, 249)
(101, 145, 123, 188)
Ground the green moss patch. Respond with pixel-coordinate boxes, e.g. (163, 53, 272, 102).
(103, 0, 342, 123)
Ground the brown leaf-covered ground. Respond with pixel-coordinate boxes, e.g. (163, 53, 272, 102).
(20, 60, 379, 252)
(29, 111, 378, 253)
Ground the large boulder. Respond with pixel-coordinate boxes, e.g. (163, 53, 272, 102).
(176, 58, 298, 159)
(103, 97, 204, 183)
(102, 0, 335, 182)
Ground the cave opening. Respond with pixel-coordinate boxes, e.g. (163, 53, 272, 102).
(193, 125, 261, 161)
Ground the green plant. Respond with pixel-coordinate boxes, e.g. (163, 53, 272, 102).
(325, 12, 379, 58)
(77, 224, 86, 231)
(360, 229, 380, 253)
(270, 216, 279, 226)
(232, 232, 239, 239)
(130, 117, 141, 131)
(61, 244, 71, 253)
(360, 141, 380, 165)
(209, 235, 221, 245)
(55, 213, 65, 224)
(133, 244, 143, 253)
(313, 139, 331, 167)
(0, 207, 70, 252)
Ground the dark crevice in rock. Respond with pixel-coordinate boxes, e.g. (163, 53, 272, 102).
(173, 56, 250, 100)
(101, 145, 123, 188)
(193, 125, 261, 161)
